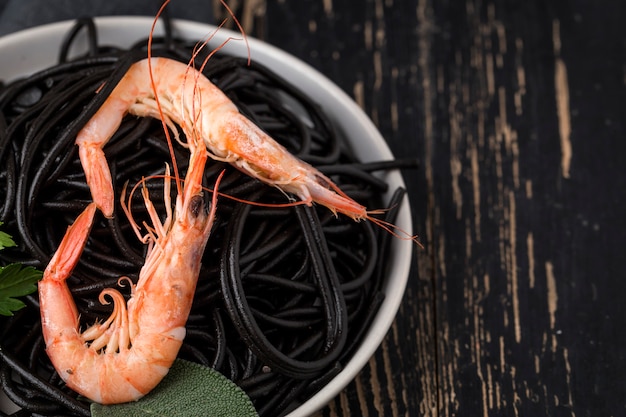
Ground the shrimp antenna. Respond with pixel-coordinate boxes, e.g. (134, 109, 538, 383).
(147, 0, 183, 199)
(187, 2, 250, 74)
(180, 19, 237, 146)
(365, 213, 423, 248)
(218, 0, 251, 65)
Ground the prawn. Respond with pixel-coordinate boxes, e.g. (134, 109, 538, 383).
(39, 142, 220, 404)
(76, 56, 369, 222)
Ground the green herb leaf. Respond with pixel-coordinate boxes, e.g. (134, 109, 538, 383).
(0, 222, 16, 250)
(90, 359, 259, 417)
(0, 263, 43, 316)
(0, 225, 43, 316)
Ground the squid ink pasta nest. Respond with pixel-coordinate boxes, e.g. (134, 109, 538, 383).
(0, 17, 412, 417)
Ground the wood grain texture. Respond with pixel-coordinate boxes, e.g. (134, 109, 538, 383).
(227, 0, 626, 415)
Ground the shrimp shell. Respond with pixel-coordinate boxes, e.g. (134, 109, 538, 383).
(76, 57, 368, 221)
(39, 146, 217, 404)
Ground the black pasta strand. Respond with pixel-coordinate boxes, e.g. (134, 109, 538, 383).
(221, 203, 347, 379)
(0, 345, 90, 417)
(14, 74, 114, 262)
(338, 220, 378, 292)
(58, 17, 99, 62)
(293, 205, 348, 354)
(0, 118, 16, 220)
(0, 56, 119, 111)
(256, 378, 302, 417)
(209, 309, 227, 370)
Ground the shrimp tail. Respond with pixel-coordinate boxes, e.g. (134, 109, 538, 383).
(43, 202, 97, 283)
(40, 202, 97, 346)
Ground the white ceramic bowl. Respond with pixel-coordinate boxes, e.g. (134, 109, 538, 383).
(0, 17, 413, 417)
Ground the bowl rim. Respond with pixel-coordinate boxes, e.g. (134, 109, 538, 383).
(0, 16, 413, 417)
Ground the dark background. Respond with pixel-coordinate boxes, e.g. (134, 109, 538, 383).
(2, 1, 624, 416)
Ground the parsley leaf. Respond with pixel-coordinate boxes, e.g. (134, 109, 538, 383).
(0, 263, 42, 316)
(0, 224, 43, 316)
(0, 222, 16, 250)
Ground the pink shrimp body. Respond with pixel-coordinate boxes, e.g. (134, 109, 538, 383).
(39, 145, 217, 404)
(76, 57, 367, 220)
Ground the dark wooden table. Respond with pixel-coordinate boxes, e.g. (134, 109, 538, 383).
(1, 0, 623, 415)
(231, 1, 626, 416)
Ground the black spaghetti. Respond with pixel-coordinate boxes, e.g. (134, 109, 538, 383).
(0, 18, 414, 417)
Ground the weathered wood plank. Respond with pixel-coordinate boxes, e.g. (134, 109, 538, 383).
(242, 0, 626, 416)
(428, 0, 626, 416)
